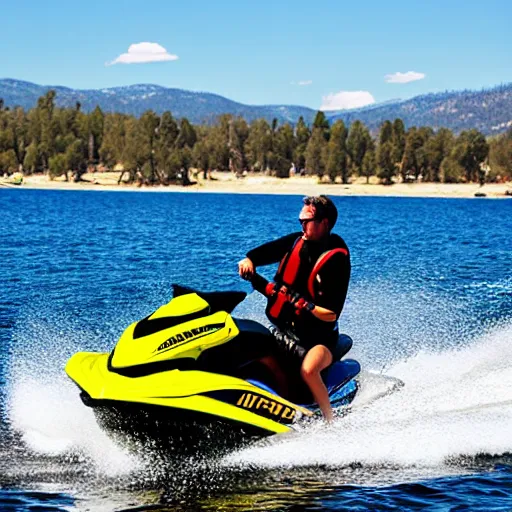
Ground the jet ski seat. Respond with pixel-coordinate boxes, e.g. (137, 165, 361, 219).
(233, 318, 272, 337)
(234, 320, 352, 362)
(332, 333, 353, 361)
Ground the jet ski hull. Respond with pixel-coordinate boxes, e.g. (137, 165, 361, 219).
(80, 391, 278, 454)
(67, 351, 359, 451)
(66, 351, 312, 450)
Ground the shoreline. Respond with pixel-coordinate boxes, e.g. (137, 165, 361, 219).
(2, 172, 511, 199)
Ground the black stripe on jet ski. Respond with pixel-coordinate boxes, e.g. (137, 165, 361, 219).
(138, 389, 298, 425)
(133, 305, 211, 339)
(154, 323, 225, 356)
(108, 323, 225, 376)
(107, 351, 196, 377)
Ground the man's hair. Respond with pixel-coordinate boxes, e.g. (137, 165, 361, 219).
(303, 195, 338, 230)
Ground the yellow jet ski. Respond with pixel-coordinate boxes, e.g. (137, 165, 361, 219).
(65, 277, 360, 452)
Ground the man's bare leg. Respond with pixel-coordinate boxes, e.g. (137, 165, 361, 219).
(300, 345, 333, 421)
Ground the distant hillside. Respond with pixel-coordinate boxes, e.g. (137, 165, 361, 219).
(327, 85, 512, 135)
(1, 79, 511, 134)
(0, 79, 316, 125)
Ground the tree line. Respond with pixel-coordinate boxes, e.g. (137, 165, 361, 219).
(0, 90, 510, 185)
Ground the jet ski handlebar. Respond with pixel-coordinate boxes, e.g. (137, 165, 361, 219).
(249, 273, 315, 316)
(250, 272, 271, 296)
(250, 273, 295, 301)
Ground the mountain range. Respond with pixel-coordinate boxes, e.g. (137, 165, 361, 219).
(1, 78, 511, 135)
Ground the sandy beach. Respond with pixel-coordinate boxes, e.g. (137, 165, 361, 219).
(2, 171, 511, 198)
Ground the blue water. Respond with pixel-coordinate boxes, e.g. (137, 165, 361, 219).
(1, 188, 511, 511)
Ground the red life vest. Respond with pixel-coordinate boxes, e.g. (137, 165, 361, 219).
(267, 237, 348, 323)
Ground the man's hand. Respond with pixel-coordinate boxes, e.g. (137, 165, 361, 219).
(265, 281, 278, 297)
(293, 296, 315, 315)
(238, 257, 255, 280)
(287, 292, 315, 315)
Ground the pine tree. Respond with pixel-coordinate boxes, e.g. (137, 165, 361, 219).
(424, 128, 453, 182)
(347, 120, 371, 176)
(379, 120, 393, 145)
(391, 118, 406, 164)
(457, 129, 489, 182)
(305, 127, 326, 178)
(154, 111, 179, 183)
(273, 123, 295, 177)
(377, 141, 395, 185)
(325, 120, 348, 183)
(313, 111, 330, 141)
(246, 118, 272, 172)
(294, 116, 311, 172)
(99, 114, 127, 171)
(362, 141, 376, 184)
(176, 118, 197, 149)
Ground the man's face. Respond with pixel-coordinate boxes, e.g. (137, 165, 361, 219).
(299, 204, 329, 241)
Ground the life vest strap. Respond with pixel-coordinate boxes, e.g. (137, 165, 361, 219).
(267, 287, 291, 323)
(281, 237, 304, 286)
(307, 248, 348, 298)
(275, 237, 348, 305)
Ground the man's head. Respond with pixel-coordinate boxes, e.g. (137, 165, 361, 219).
(299, 195, 338, 241)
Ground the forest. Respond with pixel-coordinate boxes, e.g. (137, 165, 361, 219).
(0, 90, 511, 186)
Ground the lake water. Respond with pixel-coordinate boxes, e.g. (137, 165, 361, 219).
(1, 189, 511, 511)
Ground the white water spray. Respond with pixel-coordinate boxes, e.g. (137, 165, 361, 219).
(225, 322, 512, 468)
(5, 278, 512, 478)
(5, 315, 140, 477)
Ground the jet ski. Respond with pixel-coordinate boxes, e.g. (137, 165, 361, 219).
(65, 274, 360, 452)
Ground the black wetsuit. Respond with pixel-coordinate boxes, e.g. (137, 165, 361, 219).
(247, 232, 351, 360)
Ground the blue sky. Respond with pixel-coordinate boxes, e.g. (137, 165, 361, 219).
(3, 0, 511, 110)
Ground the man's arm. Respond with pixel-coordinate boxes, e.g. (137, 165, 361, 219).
(246, 232, 301, 267)
(239, 232, 301, 279)
(309, 304, 337, 322)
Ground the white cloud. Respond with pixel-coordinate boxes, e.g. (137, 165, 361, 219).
(385, 71, 425, 83)
(107, 42, 178, 66)
(290, 80, 313, 86)
(320, 91, 375, 111)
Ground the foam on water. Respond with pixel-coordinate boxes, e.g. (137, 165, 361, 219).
(5, 313, 140, 477)
(224, 322, 512, 469)
(7, 377, 138, 476)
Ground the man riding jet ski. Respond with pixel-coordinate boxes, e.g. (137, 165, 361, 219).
(239, 195, 351, 421)
(65, 277, 360, 452)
